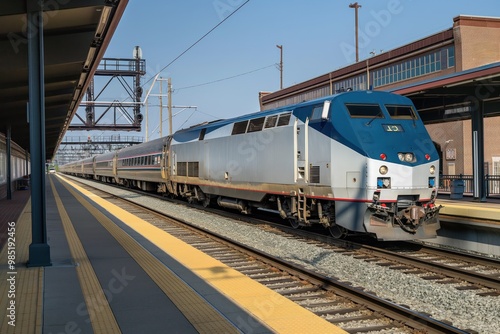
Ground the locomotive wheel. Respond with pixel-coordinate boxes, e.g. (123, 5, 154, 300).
(202, 196, 211, 208)
(329, 225, 347, 239)
(288, 218, 300, 229)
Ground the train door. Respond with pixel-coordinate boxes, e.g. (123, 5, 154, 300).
(161, 136, 173, 180)
(161, 146, 168, 179)
(92, 156, 96, 179)
(294, 117, 309, 183)
(112, 154, 118, 183)
(160, 145, 168, 179)
(292, 115, 311, 225)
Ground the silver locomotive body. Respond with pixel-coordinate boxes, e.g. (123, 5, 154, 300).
(61, 91, 441, 240)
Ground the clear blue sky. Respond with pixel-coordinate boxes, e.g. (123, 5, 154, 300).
(84, 0, 500, 141)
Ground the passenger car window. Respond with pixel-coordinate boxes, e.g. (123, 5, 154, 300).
(247, 117, 265, 132)
(311, 105, 323, 120)
(264, 115, 278, 128)
(232, 120, 248, 135)
(277, 112, 291, 126)
(199, 128, 206, 140)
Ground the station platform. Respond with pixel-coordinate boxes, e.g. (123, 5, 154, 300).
(431, 194, 500, 256)
(0, 175, 346, 334)
(436, 194, 500, 223)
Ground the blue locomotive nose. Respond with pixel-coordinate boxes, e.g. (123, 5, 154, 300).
(345, 104, 438, 166)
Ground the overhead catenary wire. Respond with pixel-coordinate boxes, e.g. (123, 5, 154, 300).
(175, 64, 276, 91)
(142, 0, 251, 88)
(74, 1, 252, 143)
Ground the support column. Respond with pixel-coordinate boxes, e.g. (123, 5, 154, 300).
(27, 0, 51, 267)
(26, 151, 29, 177)
(6, 125, 12, 200)
(471, 100, 486, 202)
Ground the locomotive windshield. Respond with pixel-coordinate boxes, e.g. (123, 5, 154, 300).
(345, 104, 384, 118)
(385, 105, 417, 120)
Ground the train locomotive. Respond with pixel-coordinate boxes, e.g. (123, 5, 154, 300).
(61, 90, 441, 240)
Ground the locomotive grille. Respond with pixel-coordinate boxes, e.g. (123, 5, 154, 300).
(177, 161, 199, 177)
(177, 162, 187, 176)
(310, 166, 320, 183)
(188, 162, 199, 177)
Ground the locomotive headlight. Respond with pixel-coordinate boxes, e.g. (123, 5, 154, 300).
(379, 165, 388, 175)
(430, 165, 436, 175)
(404, 153, 414, 162)
(398, 153, 404, 161)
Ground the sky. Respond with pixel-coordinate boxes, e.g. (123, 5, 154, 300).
(72, 0, 500, 142)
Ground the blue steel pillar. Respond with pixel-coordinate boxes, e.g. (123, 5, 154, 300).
(471, 100, 486, 202)
(27, 0, 51, 267)
(6, 125, 12, 200)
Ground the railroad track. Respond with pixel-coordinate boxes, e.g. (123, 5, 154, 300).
(245, 221, 500, 297)
(66, 176, 471, 333)
(373, 241, 500, 296)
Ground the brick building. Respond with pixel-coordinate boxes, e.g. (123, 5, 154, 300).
(260, 15, 500, 179)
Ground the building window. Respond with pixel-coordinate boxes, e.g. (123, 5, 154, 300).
(372, 49, 443, 88)
(447, 46, 455, 68)
(492, 157, 500, 175)
(333, 74, 367, 92)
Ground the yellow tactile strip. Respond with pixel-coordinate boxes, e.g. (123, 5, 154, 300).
(0, 199, 43, 334)
(437, 199, 500, 222)
(49, 178, 121, 334)
(57, 175, 240, 333)
(57, 175, 347, 334)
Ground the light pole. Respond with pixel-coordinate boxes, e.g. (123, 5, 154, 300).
(276, 44, 283, 90)
(366, 51, 375, 89)
(349, 2, 361, 63)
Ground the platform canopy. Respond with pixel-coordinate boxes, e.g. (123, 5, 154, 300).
(0, 0, 128, 160)
(390, 62, 500, 123)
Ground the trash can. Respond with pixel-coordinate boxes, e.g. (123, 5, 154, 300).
(450, 179, 464, 199)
